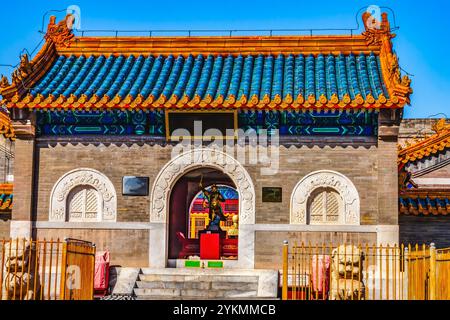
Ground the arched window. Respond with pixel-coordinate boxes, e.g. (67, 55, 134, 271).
(50, 168, 117, 222)
(290, 170, 360, 225)
(308, 188, 342, 224)
(66, 185, 100, 222)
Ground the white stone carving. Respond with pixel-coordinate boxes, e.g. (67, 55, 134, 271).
(290, 170, 360, 225)
(150, 148, 256, 225)
(49, 168, 117, 222)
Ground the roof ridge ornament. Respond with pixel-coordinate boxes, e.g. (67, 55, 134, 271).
(362, 11, 394, 46)
(0, 110, 15, 141)
(0, 75, 10, 90)
(432, 118, 450, 134)
(45, 14, 75, 47)
(11, 54, 33, 86)
(363, 10, 413, 106)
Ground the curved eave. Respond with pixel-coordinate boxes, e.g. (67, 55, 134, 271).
(0, 111, 15, 140)
(5, 97, 403, 111)
(0, 183, 13, 212)
(399, 130, 450, 165)
(400, 190, 450, 216)
(0, 41, 58, 101)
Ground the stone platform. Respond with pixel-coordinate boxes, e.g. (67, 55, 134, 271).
(109, 267, 279, 300)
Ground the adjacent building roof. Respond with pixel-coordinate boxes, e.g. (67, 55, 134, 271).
(398, 119, 450, 217)
(0, 110, 15, 140)
(400, 190, 450, 216)
(399, 119, 450, 165)
(0, 184, 13, 212)
(0, 12, 412, 111)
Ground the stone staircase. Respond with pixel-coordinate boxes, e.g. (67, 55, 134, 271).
(132, 268, 279, 300)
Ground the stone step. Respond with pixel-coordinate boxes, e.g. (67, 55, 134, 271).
(134, 288, 258, 299)
(138, 274, 258, 283)
(136, 280, 211, 290)
(130, 268, 279, 300)
(136, 280, 258, 291)
(140, 268, 266, 276)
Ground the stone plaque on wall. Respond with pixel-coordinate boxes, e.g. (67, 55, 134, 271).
(122, 176, 149, 196)
(262, 187, 282, 203)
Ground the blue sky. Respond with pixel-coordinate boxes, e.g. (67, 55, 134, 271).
(0, 0, 448, 118)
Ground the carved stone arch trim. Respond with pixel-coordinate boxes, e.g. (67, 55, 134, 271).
(290, 170, 360, 225)
(150, 148, 256, 225)
(49, 168, 117, 222)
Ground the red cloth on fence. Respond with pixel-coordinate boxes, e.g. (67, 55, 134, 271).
(311, 255, 331, 293)
(94, 251, 110, 291)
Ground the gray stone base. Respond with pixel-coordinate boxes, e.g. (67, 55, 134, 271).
(108, 267, 140, 296)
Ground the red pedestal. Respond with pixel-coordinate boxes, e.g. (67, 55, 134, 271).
(200, 232, 221, 260)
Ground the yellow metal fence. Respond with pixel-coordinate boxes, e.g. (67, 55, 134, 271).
(436, 248, 450, 300)
(0, 238, 96, 300)
(282, 242, 450, 300)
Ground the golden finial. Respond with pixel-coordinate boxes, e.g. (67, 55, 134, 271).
(432, 118, 448, 134)
(45, 14, 75, 47)
(0, 75, 10, 89)
(11, 54, 33, 85)
(401, 75, 411, 87)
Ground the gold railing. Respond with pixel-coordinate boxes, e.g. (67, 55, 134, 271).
(282, 242, 450, 300)
(0, 238, 95, 300)
(436, 248, 450, 300)
(407, 245, 431, 300)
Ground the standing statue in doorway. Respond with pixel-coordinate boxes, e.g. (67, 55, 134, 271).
(199, 178, 227, 231)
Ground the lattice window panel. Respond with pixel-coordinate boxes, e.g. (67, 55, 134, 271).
(309, 188, 342, 224)
(67, 186, 100, 222)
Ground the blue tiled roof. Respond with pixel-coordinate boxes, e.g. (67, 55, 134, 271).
(27, 52, 389, 109)
(400, 195, 450, 216)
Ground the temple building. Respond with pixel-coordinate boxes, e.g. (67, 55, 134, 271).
(0, 12, 413, 272)
(399, 119, 450, 248)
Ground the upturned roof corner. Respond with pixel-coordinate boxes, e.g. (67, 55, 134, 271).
(362, 12, 413, 108)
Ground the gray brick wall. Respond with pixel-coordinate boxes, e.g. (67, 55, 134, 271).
(28, 137, 399, 268)
(35, 228, 149, 267)
(399, 215, 450, 248)
(34, 142, 385, 225)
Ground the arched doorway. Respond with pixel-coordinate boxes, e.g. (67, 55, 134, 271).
(149, 148, 256, 269)
(168, 168, 238, 262)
